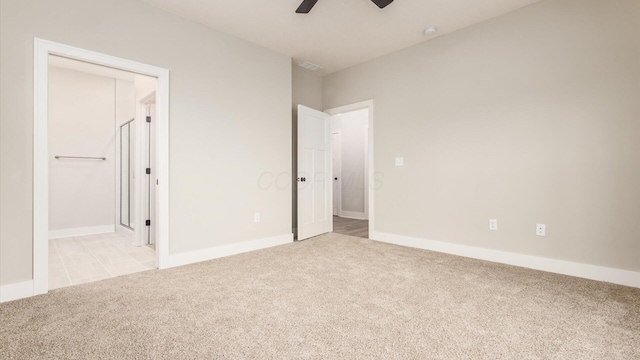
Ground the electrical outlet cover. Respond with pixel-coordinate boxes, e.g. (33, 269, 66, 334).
(489, 219, 498, 231)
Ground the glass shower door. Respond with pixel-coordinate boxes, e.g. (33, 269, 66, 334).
(120, 119, 135, 229)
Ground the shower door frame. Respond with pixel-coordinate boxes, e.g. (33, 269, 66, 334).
(119, 118, 135, 230)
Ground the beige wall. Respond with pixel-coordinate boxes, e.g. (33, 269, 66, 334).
(323, 0, 640, 271)
(291, 65, 323, 234)
(292, 65, 323, 111)
(0, 0, 292, 285)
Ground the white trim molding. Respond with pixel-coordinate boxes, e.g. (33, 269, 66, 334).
(49, 225, 116, 239)
(0, 281, 34, 303)
(372, 231, 640, 288)
(168, 234, 294, 268)
(339, 211, 367, 220)
(135, 89, 157, 248)
(33, 38, 171, 297)
(331, 129, 342, 218)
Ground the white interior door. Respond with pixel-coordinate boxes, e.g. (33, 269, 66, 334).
(297, 105, 332, 240)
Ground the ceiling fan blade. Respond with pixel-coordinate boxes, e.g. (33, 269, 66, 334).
(296, 0, 319, 14)
(371, 0, 394, 9)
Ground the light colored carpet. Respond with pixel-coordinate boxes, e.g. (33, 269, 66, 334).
(1, 233, 639, 359)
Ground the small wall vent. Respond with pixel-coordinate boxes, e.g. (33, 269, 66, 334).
(297, 61, 323, 72)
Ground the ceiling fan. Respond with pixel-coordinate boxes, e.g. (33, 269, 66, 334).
(296, 0, 394, 14)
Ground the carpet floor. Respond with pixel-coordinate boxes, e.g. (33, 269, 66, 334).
(1, 233, 639, 359)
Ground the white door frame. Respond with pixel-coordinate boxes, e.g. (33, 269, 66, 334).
(331, 130, 342, 216)
(363, 124, 369, 219)
(33, 38, 170, 295)
(137, 90, 156, 247)
(325, 100, 374, 236)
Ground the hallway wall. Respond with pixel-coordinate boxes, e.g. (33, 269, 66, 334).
(48, 66, 135, 236)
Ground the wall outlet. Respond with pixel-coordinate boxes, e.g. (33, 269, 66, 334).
(536, 224, 546, 236)
(489, 219, 498, 231)
(395, 157, 404, 166)
(254, 213, 261, 223)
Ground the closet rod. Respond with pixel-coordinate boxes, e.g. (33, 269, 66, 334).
(55, 156, 106, 160)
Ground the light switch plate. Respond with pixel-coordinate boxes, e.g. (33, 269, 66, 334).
(395, 157, 404, 166)
(254, 213, 261, 223)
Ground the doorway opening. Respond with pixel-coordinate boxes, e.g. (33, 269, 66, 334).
(330, 108, 369, 239)
(295, 100, 374, 241)
(33, 39, 169, 296)
(46, 56, 157, 289)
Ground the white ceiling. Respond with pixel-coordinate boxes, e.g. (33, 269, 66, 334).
(141, 0, 540, 74)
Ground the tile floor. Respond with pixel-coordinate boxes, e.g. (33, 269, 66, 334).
(49, 231, 156, 290)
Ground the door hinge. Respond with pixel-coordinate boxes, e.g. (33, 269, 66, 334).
(146, 116, 151, 123)
(146, 168, 151, 174)
(146, 220, 151, 226)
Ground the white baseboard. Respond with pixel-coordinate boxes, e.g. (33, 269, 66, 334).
(116, 224, 134, 235)
(49, 225, 115, 239)
(117, 225, 134, 236)
(167, 233, 294, 268)
(0, 280, 34, 303)
(339, 211, 367, 220)
(371, 231, 640, 288)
